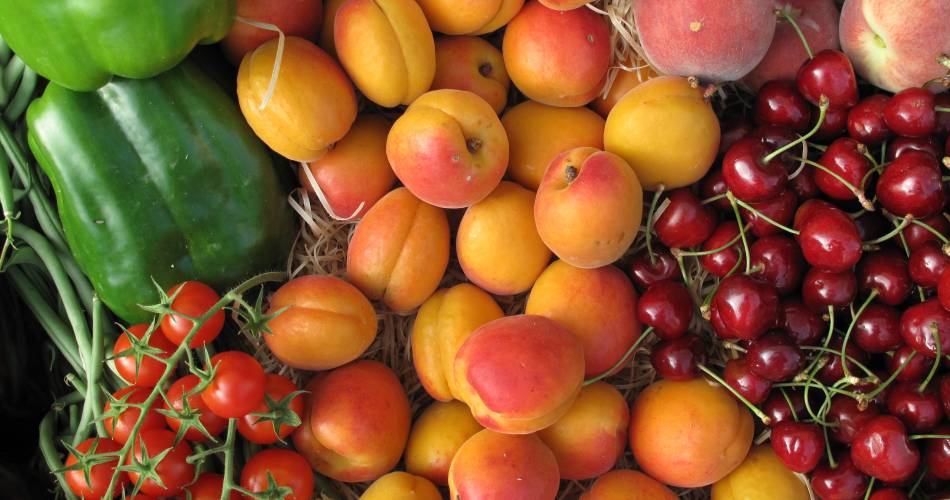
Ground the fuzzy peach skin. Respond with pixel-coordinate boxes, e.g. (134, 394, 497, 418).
(840, 0, 950, 93)
(457, 181, 551, 295)
(633, 0, 776, 83)
(590, 62, 659, 118)
(448, 430, 560, 500)
(453, 314, 585, 434)
(417, 0, 524, 35)
(534, 148, 643, 268)
(404, 401, 483, 486)
(537, 382, 629, 480)
(293, 361, 410, 482)
(744, 0, 841, 91)
(711, 444, 810, 500)
(387, 89, 509, 208)
(502, 101, 605, 190)
(503, 1, 610, 107)
(319, 0, 346, 56)
(411, 284, 504, 402)
(334, 0, 435, 107)
(264, 275, 376, 371)
(299, 114, 395, 219)
(629, 378, 754, 488)
(579, 470, 677, 500)
(346, 188, 449, 313)
(539, 0, 589, 10)
(237, 37, 356, 162)
(361, 472, 442, 500)
(222, 0, 322, 64)
(604, 75, 720, 190)
(431, 36, 510, 114)
(525, 260, 640, 379)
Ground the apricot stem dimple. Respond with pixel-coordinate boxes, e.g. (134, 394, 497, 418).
(478, 63, 492, 77)
(564, 165, 578, 183)
(466, 137, 482, 154)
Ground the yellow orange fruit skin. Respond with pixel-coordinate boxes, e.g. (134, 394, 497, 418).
(404, 401, 483, 486)
(360, 471, 442, 500)
(416, 0, 524, 35)
(581, 469, 677, 500)
(449, 430, 560, 500)
(431, 36, 510, 114)
(711, 444, 810, 500)
(590, 63, 659, 118)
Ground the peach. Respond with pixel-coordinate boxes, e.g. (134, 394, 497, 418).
(346, 188, 449, 313)
(431, 36, 510, 114)
(404, 400, 483, 486)
(503, 1, 610, 107)
(411, 284, 504, 401)
(222, 0, 322, 64)
(840, 0, 950, 93)
(711, 444, 810, 500)
(387, 89, 509, 208)
(293, 361, 410, 482)
(264, 275, 376, 371)
(417, 0, 524, 35)
(457, 182, 551, 295)
(633, 0, 776, 83)
(590, 62, 660, 118)
(537, 382, 628, 480)
(298, 114, 395, 219)
(448, 430, 559, 500)
(534, 148, 643, 268)
(629, 378, 754, 488)
(744, 0, 841, 91)
(334, 0, 435, 107)
(502, 101, 605, 190)
(237, 37, 357, 162)
(454, 314, 585, 434)
(604, 75, 720, 190)
(539, 0, 589, 11)
(361, 472, 441, 500)
(580, 470, 677, 500)
(525, 261, 640, 379)
(319, 0, 346, 56)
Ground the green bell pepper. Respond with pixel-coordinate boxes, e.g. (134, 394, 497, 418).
(0, 0, 235, 91)
(27, 61, 294, 323)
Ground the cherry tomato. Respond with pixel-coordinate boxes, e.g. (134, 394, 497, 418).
(240, 449, 314, 500)
(159, 281, 224, 348)
(112, 324, 175, 387)
(183, 473, 238, 500)
(163, 374, 228, 442)
(238, 374, 305, 444)
(103, 386, 166, 445)
(126, 428, 194, 497)
(64, 438, 127, 499)
(200, 351, 266, 418)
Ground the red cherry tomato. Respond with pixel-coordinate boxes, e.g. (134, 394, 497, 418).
(112, 324, 175, 387)
(64, 438, 127, 499)
(183, 473, 238, 500)
(103, 386, 166, 445)
(126, 428, 195, 497)
(237, 374, 305, 444)
(200, 351, 266, 418)
(163, 374, 228, 442)
(240, 449, 314, 500)
(159, 281, 225, 348)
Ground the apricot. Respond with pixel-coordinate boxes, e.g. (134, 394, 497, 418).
(237, 37, 357, 162)
(711, 444, 810, 500)
(334, 0, 435, 107)
(457, 182, 551, 295)
(502, 101, 605, 190)
(361, 472, 441, 500)
(525, 260, 640, 378)
(222, 0, 322, 64)
(454, 314, 585, 434)
(503, 1, 610, 107)
(264, 275, 376, 371)
(590, 62, 659, 118)
(537, 382, 629, 480)
(629, 378, 754, 488)
(404, 401, 483, 486)
(431, 36, 509, 114)
(581, 470, 677, 500)
(539, 0, 590, 10)
(604, 75, 720, 190)
(411, 284, 504, 402)
(416, 0, 524, 36)
(534, 148, 643, 268)
(346, 188, 449, 313)
(298, 114, 395, 219)
(387, 89, 509, 208)
(293, 361, 410, 482)
(448, 430, 559, 500)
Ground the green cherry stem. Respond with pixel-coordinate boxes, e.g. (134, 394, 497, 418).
(731, 196, 801, 235)
(863, 477, 876, 500)
(909, 434, 950, 440)
(909, 218, 950, 245)
(698, 364, 771, 425)
(919, 325, 941, 392)
(764, 98, 828, 164)
(775, 7, 814, 59)
(725, 192, 752, 274)
(839, 290, 878, 381)
(863, 216, 912, 249)
(583, 327, 654, 386)
(644, 185, 666, 265)
(790, 156, 874, 210)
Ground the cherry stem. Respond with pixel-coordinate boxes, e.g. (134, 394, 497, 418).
(863, 478, 875, 500)
(644, 185, 666, 266)
(863, 349, 916, 401)
(726, 192, 752, 274)
(698, 364, 771, 425)
(583, 327, 654, 386)
(908, 466, 928, 498)
(909, 218, 950, 245)
(864, 215, 912, 249)
(909, 434, 950, 440)
(823, 423, 837, 469)
(935, 106, 950, 113)
(801, 345, 878, 382)
(731, 196, 801, 235)
(775, 7, 814, 59)
(840, 290, 876, 383)
(779, 388, 799, 421)
(792, 156, 874, 210)
(774, 381, 863, 401)
(919, 325, 941, 392)
(764, 98, 828, 164)
(672, 230, 744, 257)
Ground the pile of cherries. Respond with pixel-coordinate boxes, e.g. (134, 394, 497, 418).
(629, 43, 950, 500)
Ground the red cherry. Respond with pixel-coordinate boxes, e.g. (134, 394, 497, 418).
(749, 235, 805, 296)
(782, 298, 826, 345)
(798, 206, 863, 272)
(650, 334, 706, 381)
(815, 137, 871, 201)
(818, 336, 868, 385)
(723, 357, 771, 404)
(886, 135, 944, 161)
(722, 136, 788, 202)
(654, 188, 716, 248)
(719, 115, 755, 156)
(750, 125, 800, 171)
(857, 250, 912, 306)
(876, 150, 946, 218)
(851, 415, 920, 483)
(810, 453, 869, 500)
(763, 390, 806, 426)
(909, 241, 949, 288)
(886, 381, 944, 433)
(868, 489, 909, 500)
(710, 275, 780, 340)
(848, 94, 891, 145)
(796, 49, 858, 110)
(828, 396, 880, 444)
(741, 189, 798, 238)
(853, 303, 903, 353)
(699, 221, 742, 277)
(924, 423, 950, 480)
(746, 330, 803, 382)
(940, 266, 950, 312)
(900, 299, 950, 358)
(770, 420, 825, 473)
(790, 163, 821, 200)
(628, 248, 678, 290)
(883, 87, 937, 138)
(901, 213, 949, 250)
(755, 80, 812, 132)
(803, 268, 857, 312)
(942, 375, 950, 419)
(814, 105, 849, 141)
(793, 198, 836, 230)
(637, 279, 693, 340)
(888, 345, 929, 383)
(935, 93, 950, 137)
(700, 168, 732, 212)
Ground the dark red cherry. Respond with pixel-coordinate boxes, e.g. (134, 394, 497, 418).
(886, 135, 944, 161)
(798, 206, 863, 272)
(781, 298, 826, 345)
(876, 150, 946, 218)
(853, 303, 903, 353)
(924, 423, 950, 481)
(803, 268, 857, 312)
(628, 248, 678, 290)
(857, 250, 912, 306)
(810, 453, 869, 500)
(941, 375, 950, 419)
(797, 50, 859, 110)
(828, 396, 880, 444)
(718, 115, 755, 156)
(723, 357, 771, 404)
(814, 105, 849, 140)
(848, 94, 891, 145)
(750, 125, 800, 171)
(868, 488, 909, 500)
(741, 189, 798, 238)
(763, 390, 806, 426)
(901, 213, 949, 250)
(884, 87, 937, 138)
(711, 275, 780, 340)
(722, 136, 788, 202)
(793, 198, 836, 230)
(901, 299, 950, 358)
(747, 330, 803, 381)
(790, 164, 821, 200)
(770, 420, 824, 473)
(654, 188, 716, 249)
(637, 279, 693, 340)
(935, 93, 950, 137)
(886, 381, 944, 433)
(888, 345, 929, 383)
(699, 168, 732, 212)
(815, 137, 871, 201)
(940, 266, 950, 312)
(749, 235, 805, 296)
(755, 80, 813, 132)
(650, 334, 706, 381)
(851, 415, 920, 483)
(699, 221, 742, 277)
(909, 241, 949, 288)
(818, 336, 868, 385)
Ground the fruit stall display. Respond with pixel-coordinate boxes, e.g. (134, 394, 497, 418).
(0, 0, 948, 499)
